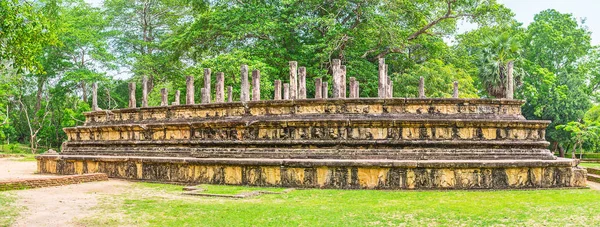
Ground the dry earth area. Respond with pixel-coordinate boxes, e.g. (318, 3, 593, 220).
(0, 158, 132, 227)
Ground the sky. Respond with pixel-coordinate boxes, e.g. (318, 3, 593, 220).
(499, 0, 600, 44)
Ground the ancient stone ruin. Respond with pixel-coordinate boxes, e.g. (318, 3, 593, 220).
(37, 59, 587, 189)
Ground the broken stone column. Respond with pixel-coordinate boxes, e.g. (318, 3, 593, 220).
(378, 58, 387, 98)
(298, 67, 306, 99)
(453, 81, 459, 98)
(128, 82, 136, 108)
(289, 61, 297, 99)
(160, 88, 168, 106)
(216, 72, 224, 103)
(201, 88, 209, 104)
(227, 86, 233, 102)
(186, 76, 194, 105)
(283, 83, 290, 100)
(387, 74, 393, 98)
(419, 76, 426, 98)
(507, 61, 514, 99)
(172, 90, 180, 105)
(315, 78, 322, 99)
(92, 82, 99, 111)
(332, 59, 341, 98)
(251, 69, 261, 101)
(322, 82, 328, 99)
(349, 77, 357, 98)
(142, 76, 148, 107)
(203, 68, 211, 103)
(274, 80, 282, 100)
(356, 81, 360, 98)
(339, 65, 347, 98)
(240, 65, 249, 102)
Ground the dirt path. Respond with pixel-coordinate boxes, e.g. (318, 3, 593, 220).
(0, 158, 133, 227)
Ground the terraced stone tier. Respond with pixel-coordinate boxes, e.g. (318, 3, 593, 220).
(36, 155, 587, 189)
(61, 98, 552, 160)
(37, 98, 585, 189)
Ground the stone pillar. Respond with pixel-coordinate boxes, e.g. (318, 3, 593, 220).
(507, 61, 514, 99)
(128, 82, 136, 108)
(203, 68, 211, 103)
(339, 65, 347, 98)
(160, 88, 168, 106)
(419, 76, 426, 98)
(274, 80, 282, 100)
(378, 58, 387, 98)
(298, 67, 306, 99)
(331, 59, 341, 98)
(92, 82, 99, 111)
(289, 61, 297, 99)
(314, 78, 322, 99)
(356, 81, 360, 98)
(322, 82, 328, 99)
(252, 69, 260, 101)
(387, 74, 393, 98)
(387, 65, 394, 98)
(349, 77, 357, 98)
(240, 64, 249, 102)
(283, 83, 290, 100)
(173, 90, 180, 105)
(453, 81, 459, 98)
(227, 86, 233, 102)
(216, 72, 224, 103)
(201, 88, 209, 104)
(186, 76, 194, 105)
(142, 76, 148, 107)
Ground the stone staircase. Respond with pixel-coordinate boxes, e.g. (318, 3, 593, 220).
(585, 167, 600, 183)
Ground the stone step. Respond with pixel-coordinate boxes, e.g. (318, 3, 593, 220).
(587, 173, 600, 184)
(585, 167, 600, 175)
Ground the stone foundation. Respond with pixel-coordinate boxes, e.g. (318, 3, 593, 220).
(0, 173, 108, 191)
(37, 155, 586, 189)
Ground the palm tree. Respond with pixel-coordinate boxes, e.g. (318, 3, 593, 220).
(477, 32, 521, 98)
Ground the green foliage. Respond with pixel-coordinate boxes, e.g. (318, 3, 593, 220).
(398, 59, 478, 98)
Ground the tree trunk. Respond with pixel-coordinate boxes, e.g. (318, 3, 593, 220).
(558, 144, 565, 158)
(571, 143, 577, 159)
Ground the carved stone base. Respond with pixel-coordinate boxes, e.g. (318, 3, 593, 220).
(36, 155, 586, 189)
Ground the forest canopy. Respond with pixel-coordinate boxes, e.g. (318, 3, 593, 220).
(1, 0, 599, 156)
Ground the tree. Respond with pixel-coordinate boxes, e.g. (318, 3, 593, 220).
(519, 10, 594, 152)
(556, 121, 600, 159)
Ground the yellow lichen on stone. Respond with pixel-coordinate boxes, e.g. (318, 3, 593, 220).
(262, 166, 281, 185)
(481, 128, 496, 140)
(136, 162, 143, 179)
(406, 169, 416, 189)
(74, 161, 84, 174)
(224, 166, 242, 184)
(316, 167, 329, 187)
(458, 128, 473, 139)
(358, 168, 388, 189)
(435, 127, 453, 139)
(506, 168, 529, 187)
(439, 169, 456, 188)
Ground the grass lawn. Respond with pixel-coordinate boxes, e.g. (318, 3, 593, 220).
(82, 183, 600, 226)
(0, 193, 19, 226)
(580, 162, 600, 169)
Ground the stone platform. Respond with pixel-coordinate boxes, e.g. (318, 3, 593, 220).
(36, 98, 586, 189)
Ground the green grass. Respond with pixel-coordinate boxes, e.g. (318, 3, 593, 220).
(0, 193, 19, 227)
(580, 162, 600, 168)
(84, 183, 600, 226)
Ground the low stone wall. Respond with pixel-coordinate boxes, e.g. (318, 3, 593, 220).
(0, 173, 108, 191)
(37, 155, 586, 190)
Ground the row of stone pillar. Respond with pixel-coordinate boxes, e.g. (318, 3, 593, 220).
(90, 59, 465, 110)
